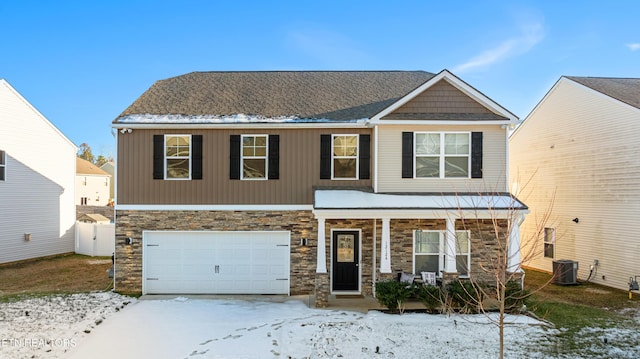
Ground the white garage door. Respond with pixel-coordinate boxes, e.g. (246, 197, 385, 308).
(143, 231, 290, 295)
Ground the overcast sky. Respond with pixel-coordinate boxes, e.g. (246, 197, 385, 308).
(2, 0, 639, 157)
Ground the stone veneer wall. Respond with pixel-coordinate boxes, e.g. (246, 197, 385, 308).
(381, 218, 510, 284)
(116, 210, 511, 297)
(115, 210, 316, 295)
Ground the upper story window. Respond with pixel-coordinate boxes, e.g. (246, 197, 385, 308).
(242, 135, 268, 180)
(320, 134, 370, 180)
(332, 135, 358, 179)
(165, 135, 191, 179)
(0, 150, 5, 181)
(543, 227, 555, 258)
(230, 134, 279, 180)
(402, 131, 482, 180)
(153, 134, 202, 180)
(415, 132, 470, 178)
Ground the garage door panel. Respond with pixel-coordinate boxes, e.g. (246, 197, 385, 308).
(144, 231, 290, 294)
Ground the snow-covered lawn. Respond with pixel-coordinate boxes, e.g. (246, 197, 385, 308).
(1, 293, 554, 359)
(1, 292, 638, 358)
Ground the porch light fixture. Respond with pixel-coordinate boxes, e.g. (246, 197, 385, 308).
(300, 238, 308, 246)
(125, 237, 133, 245)
(572, 218, 579, 223)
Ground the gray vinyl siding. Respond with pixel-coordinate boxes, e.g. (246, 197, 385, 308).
(0, 80, 76, 263)
(377, 125, 508, 193)
(117, 128, 372, 205)
(509, 78, 640, 291)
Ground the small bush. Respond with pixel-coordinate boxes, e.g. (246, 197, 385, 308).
(504, 280, 530, 312)
(375, 280, 414, 313)
(416, 285, 444, 312)
(447, 280, 483, 313)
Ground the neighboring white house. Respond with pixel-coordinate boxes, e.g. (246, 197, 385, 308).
(100, 161, 114, 202)
(0, 79, 77, 263)
(509, 76, 640, 292)
(76, 157, 110, 206)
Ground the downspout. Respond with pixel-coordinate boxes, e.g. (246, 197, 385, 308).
(372, 218, 377, 297)
(373, 125, 378, 193)
(111, 127, 117, 292)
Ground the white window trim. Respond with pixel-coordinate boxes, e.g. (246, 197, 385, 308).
(331, 134, 359, 180)
(543, 227, 555, 259)
(413, 131, 471, 179)
(413, 229, 470, 277)
(164, 134, 192, 180)
(413, 230, 444, 276)
(0, 150, 5, 181)
(240, 134, 268, 180)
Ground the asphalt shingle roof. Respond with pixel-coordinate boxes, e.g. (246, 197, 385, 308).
(567, 76, 640, 110)
(115, 71, 436, 122)
(76, 157, 109, 176)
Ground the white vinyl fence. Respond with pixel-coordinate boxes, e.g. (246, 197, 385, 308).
(75, 222, 115, 257)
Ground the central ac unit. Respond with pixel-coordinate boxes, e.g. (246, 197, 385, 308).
(553, 259, 578, 285)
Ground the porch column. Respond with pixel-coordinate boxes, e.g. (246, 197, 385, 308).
(507, 213, 525, 272)
(380, 217, 391, 273)
(316, 217, 327, 273)
(444, 217, 457, 273)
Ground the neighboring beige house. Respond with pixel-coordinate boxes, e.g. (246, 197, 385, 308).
(100, 161, 115, 202)
(509, 76, 640, 292)
(0, 79, 77, 263)
(76, 157, 110, 206)
(112, 70, 527, 304)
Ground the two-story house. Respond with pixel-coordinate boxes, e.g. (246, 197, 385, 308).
(510, 76, 640, 292)
(112, 70, 527, 306)
(0, 79, 76, 264)
(76, 157, 111, 206)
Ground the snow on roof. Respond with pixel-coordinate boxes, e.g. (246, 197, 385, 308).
(314, 190, 527, 210)
(115, 114, 367, 124)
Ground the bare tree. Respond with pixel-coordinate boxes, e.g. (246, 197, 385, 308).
(443, 180, 556, 359)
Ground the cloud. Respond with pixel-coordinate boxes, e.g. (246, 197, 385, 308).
(454, 22, 545, 73)
(626, 43, 640, 51)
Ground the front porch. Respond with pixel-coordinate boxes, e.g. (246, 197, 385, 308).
(311, 189, 528, 308)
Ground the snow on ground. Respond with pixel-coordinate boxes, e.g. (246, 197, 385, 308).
(0, 292, 134, 358)
(1, 294, 554, 359)
(2, 293, 638, 359)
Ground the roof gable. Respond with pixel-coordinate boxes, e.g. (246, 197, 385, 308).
(370, 70, 518, 123)
(511, 76, 640, 139)
(0, 79, 77, 150)
(115, 71, 435, 124)
(566, 76, 640, 110)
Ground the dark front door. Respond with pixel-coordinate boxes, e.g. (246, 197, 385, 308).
(332, 231, 359, 291)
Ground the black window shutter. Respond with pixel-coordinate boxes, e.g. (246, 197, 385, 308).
(471, 132, 483, 178)
(192, 135, 203, 180)
(153, 135, 164, 179)
(229, 135, 241, 180)
(268, 135, 279, 180)
(320, 134, 331, 179)
(401, 132, 414, 178)
(359, 134, 370, 180)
